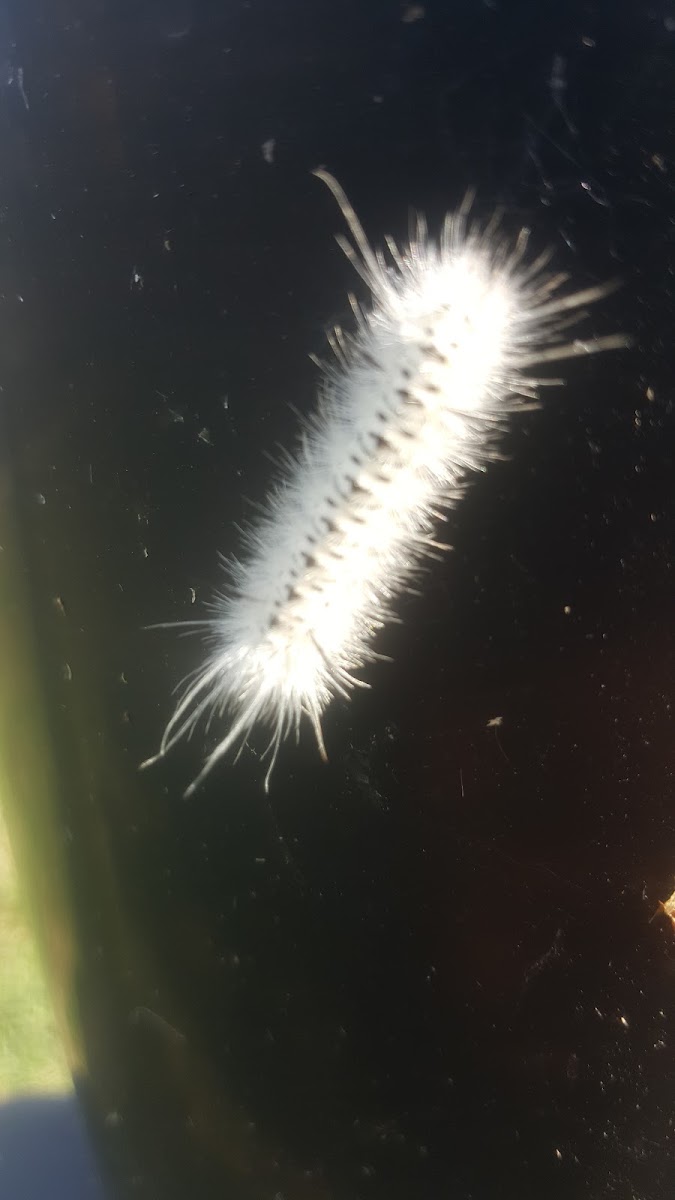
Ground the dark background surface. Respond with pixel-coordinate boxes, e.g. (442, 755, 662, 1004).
(1, 0, 675, 1197)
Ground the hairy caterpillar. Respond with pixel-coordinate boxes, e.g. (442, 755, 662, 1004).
(142, 170, 627, 794)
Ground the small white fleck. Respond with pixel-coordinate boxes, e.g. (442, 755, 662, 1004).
(261, 138, 276, 164)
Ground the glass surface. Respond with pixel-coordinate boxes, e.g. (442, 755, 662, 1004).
(1, 2, 674, 1198)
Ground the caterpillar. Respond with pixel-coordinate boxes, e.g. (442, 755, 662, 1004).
(142, 170, 627, 794)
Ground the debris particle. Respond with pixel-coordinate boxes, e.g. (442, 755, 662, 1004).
(261, 138, 276, 164)
(13, 65, 29, 110)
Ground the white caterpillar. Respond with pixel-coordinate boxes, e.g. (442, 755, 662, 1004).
(143, 171, 627, 794)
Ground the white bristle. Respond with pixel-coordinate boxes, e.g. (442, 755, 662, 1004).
(141, 170, 628, 794)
